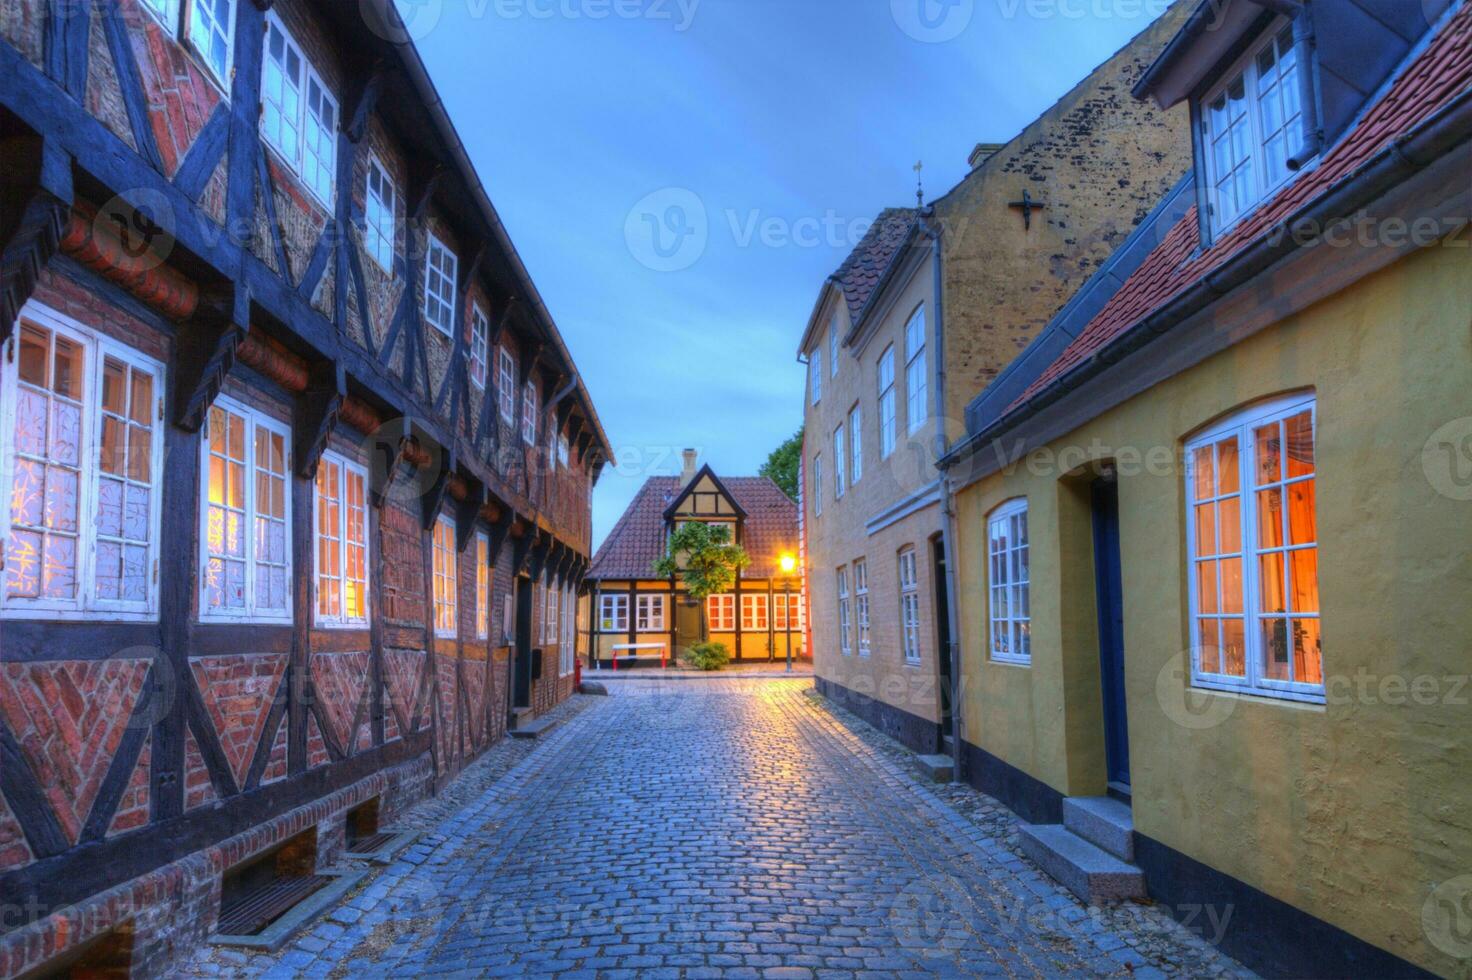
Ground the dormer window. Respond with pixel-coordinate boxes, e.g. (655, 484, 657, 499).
(1200, 24, 1306, 234)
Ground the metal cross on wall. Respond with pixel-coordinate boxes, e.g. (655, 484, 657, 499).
(1008, 190, 1047, 230)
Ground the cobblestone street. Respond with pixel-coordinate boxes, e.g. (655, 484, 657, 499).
(194, 679, 1250, 978)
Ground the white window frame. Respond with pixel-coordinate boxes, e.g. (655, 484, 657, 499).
(260, 12, 337, 209)
(636, 594, 666, 632)
(878, 345, 897, 458)
(139, 0, 182, 32)
(829, 313, 840, 378)
(423, 232, 458, 337)
(987, 499, 1031, 666)
(313, 452, 370, 629)
(706, 593, 735, 632)
(0, 305, 166, 621)
(431, 516, 457, 638)
(498, 348, 516, 423)
(741, 593, 768, 632)
(560, 586, 576, 676)
(833, 424, 846, 500)
(1199, 21, 1308, 236)
(899, 548, 921, 665)
(474, 531, 490, 640)
(810, 349, 822, 405)
(184, 0, 236, 89)
(774, 591, 801, 632)
(364, 154, 397, 273)
(836, 568, 851, 656)
(522, 381, 537, 445)
(848, 404, 863, 485)
(557, 433, 571, 468)
(812, 454, 823, 518)
(199, 396, 292, 624)
(468, 302, 489, 390)
(905, 305, 928, 435)
(1185, 393, 1323, 704)
(854, 559, 870, 657)
(599, 593, 629, 633)
(543, 583, 559, 645)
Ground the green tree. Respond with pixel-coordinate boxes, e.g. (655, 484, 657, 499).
(760, 427, 804, 501)
(653, 522, 751, 644)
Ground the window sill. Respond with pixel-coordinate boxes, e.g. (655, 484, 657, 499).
(200, 615, 294, 626)
(0, 609, 159, 623)
(1189, 676, 1326, 706)
(990, 656, 1032, 668)
(315, 620, 371, 631)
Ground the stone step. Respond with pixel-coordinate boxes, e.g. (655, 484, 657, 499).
(509, 716, 557, 739)
(1062, 795, 1135, 861)
(916, 754, 953, 783)
(509, 707, 535, 730)
(1017, 823, 1147, 903)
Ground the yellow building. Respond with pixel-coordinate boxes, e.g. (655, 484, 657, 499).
(585, 452, 804, 667)
(938, 2, 1471, 976)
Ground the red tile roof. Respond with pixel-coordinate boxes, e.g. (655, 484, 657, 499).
(589, 476, 799, 581)
(1007, 3, 1472, 414)
(831, 208, 919, 328)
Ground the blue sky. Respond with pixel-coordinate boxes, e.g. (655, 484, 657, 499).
(406, 0, 1168, 549)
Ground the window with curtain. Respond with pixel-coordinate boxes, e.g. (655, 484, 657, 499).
(475, 532, 490, 640)
(315, 453, 368, 627)
(1186, 394, 1321, 701)
(201, 398, 290, 622)
(2, 312, 164, 619)
(431, 517, 457, 637)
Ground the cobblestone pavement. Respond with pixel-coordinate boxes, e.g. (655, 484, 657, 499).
(192, 678, 1253, 978)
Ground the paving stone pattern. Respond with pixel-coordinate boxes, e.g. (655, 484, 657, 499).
(189, 679, 1253, 978)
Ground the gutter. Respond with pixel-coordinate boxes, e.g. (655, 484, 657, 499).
(916, 210, 966, 785)
(940, 81, 1472, 476)
(385, 14, 613, 468)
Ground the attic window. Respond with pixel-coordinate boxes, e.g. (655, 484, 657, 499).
(1199, 22, 1309, 234)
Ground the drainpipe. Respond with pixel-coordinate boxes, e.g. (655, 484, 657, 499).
(916, 210, 965, 785)
(1287, 7, 1322, 171)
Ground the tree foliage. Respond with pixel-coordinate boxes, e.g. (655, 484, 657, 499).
(652, 521, 751, 603)
(760, 427, 804, 501)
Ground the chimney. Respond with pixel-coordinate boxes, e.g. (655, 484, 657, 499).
(680, 449, 699, 487)
(969, 142, 1006, 171)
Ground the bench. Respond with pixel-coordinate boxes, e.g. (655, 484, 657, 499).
(603, 642, 668, 670)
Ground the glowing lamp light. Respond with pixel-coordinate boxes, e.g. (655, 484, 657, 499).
(779, 553, 797, 575)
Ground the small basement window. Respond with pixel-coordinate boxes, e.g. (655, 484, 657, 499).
(22, 921, 133, 979)
(217, 830, 330, 937)
(345, 797, 395, 855)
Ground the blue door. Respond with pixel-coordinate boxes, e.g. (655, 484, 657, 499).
(1091, 477, 1130, 790)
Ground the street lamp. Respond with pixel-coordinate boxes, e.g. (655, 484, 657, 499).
(778, 552, 797, 672)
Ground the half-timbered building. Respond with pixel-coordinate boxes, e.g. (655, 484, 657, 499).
(0, 0, 608, 973)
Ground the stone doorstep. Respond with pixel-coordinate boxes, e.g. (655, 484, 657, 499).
(207, 869, 367, 951)
(341, 829, 423, 866)
(916, 754, 955, 783)
(1062, 795, 1136, 862)
(1017, 823, 1147, 903)
(509, 707, 535, 729)
(508, 715, 559, 739)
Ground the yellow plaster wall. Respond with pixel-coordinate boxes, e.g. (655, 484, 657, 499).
(951, 241, 1472, 973)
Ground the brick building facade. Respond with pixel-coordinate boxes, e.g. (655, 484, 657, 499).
(0, 1, 607, 975)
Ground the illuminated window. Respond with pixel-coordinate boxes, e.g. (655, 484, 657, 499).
(774, 592, 802, 632)
(522, 381, 537, 445)
(498, 349, 516, 423)
(315, 453, 368, 627)
(899, 548, 921, 664)
(599, 593, 628, 632)
(475, 532, 490, 640)
(1, 310, 163, 619)
(854, 559, 870, 656)
(836, 568, 851, 656)
(261, 13, 336, 207)
(201, 398, 290, 623)
(186, 0, 235, 85)
(431, 517, 457, 637)
(878, 345, 896, 458)
(988, 500, 1030, 665)
(424, 234, 458, 337)
(1186, 394, 1321, 702)
(636, 594, 666, 632)
(706, 594, 735, 632)
(905, 306, 928, 434)
(364, 156, 397, 272)
(741, 593, 768, 631)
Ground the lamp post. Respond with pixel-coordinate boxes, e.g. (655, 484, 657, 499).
(779, 552, 797, 673)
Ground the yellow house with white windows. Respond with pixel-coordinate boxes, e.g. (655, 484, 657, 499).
(938, 3, 1472, 976)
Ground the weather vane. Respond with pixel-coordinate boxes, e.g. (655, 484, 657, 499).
(914, 160, 924, 208)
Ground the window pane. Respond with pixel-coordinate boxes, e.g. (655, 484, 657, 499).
(1198, 620, 1222, 673)
(1294, 619, 1323, 684)
(1195, 503, 1218, 557)
(1221, 618, 1246, 677)
(1284, 411, 1314, 478)
(1219, 496, 1242, 554)
(1260, 618, 1291, 680)
(1259, 553, 1286, 613)
(1289, 548, 1319, 614)
(1287, 479, 1316, 546)
(1197, 561, 1219, 615)
(1220, 557, 1243, 614)
(1257, 488, 1284, 549)
(1255, 422, 1282, 484)
(1217, 437, 1240, 495)
(1192, 446, 1214, 500)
